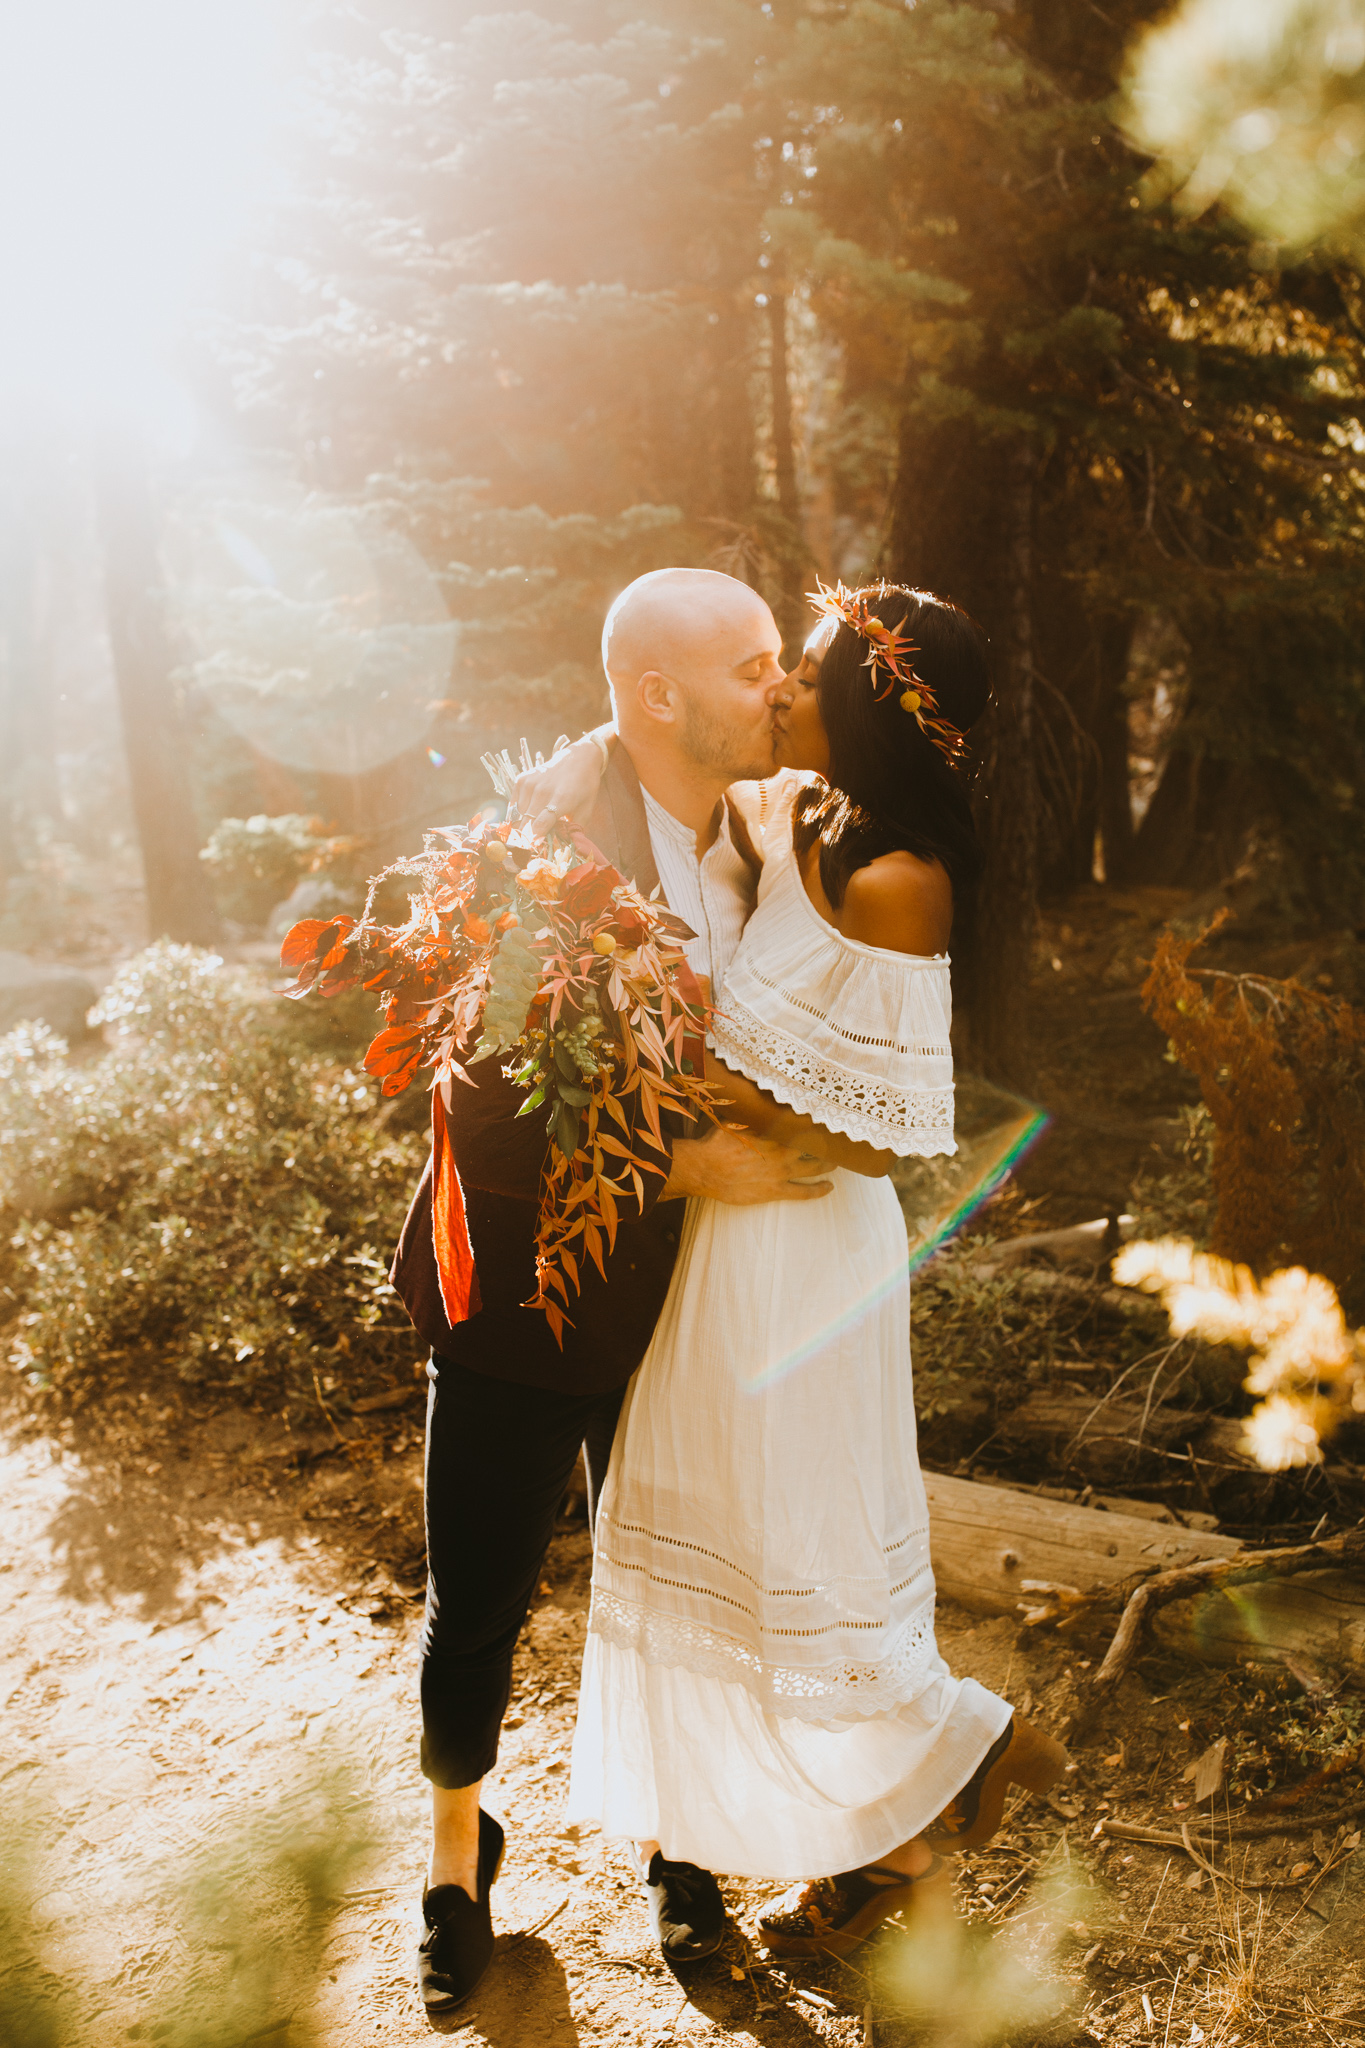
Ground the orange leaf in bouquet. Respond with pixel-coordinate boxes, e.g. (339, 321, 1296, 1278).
(363, 1024, 428, 1096)
(279, 762, 732, 1340)
(278, 915, 358, 997)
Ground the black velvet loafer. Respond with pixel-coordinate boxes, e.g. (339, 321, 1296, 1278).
(642, 1852, 727, 1964)
(418, 1808, 505, 2010)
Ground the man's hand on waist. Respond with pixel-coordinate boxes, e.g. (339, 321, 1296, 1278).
(662, 1126, 832, 1204)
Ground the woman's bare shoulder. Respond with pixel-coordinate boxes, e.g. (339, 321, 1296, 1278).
(840, 850, 952, 956)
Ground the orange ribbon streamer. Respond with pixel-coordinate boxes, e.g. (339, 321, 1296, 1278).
(431, 1084, 481, 1327)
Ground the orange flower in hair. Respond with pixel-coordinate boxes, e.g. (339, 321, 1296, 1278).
(807, 579, 969, 768)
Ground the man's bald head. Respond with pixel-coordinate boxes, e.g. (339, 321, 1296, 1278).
(603, 568, 771, 690)
(602, 568, 782, 784)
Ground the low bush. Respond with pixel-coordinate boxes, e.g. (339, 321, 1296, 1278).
(1128, 1103, 1216, 1248)
(199, 814, 355, 928)
(1142, 917, 1365, 1306)
(0, 943, 426, 1401)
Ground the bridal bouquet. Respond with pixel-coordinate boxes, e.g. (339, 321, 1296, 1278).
(280, 765, 720, 1340)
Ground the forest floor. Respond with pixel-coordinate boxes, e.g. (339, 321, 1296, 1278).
(4, 1377, 1364, 2048)
(5, 880, 1365, 2048)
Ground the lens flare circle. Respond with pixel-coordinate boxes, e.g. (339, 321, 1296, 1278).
(168, 476, 457, 775)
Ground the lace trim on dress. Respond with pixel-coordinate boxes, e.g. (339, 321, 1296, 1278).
(709, 998, 956, 1158)
(588, 1586, 941, 1723)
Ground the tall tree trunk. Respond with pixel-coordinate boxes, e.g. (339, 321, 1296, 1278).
(768, 291, 800, 529)
(1094, 614, 1136, 883)
(767, 290, 807, 644)
(1129, 740, 1207, 885)
(886, 417, 1040, 1082)
(0, 436, 63, 894)
(968, 445, 1039, 1087)
(94, 439, 219, 945)
(711, 296, 757, 523)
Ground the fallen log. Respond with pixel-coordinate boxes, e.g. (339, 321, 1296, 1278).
(987, 1267, 1169, 1322)
(1088, 1525, 1365, 1701)
(924, 1475, 1365, 1685)
(996, 1392, 1209, 1486)
(924, 1474, 1239, 1616)
(971, 1214, 1136, 1278)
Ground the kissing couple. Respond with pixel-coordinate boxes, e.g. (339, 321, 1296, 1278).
(390, 566, 1069, 2008)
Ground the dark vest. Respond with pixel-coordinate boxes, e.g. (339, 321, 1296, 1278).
(389, 747, 688, 1394)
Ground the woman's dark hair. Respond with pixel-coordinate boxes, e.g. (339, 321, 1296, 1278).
(792, 583, 990, 910)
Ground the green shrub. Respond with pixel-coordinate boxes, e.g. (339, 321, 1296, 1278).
(1128, 1103, 1216, 1248)
(0, 943, 426, 1399)
(199, 814, 354, 927)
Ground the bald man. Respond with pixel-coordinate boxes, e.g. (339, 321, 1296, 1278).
(395, 569, 832, 2010)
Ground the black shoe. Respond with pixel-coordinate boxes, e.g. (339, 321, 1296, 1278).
(642, 1852, 726, 1964)
(418, 1809, 505, 2010)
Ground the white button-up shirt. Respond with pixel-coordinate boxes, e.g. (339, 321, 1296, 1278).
(642, 786, 756, 998)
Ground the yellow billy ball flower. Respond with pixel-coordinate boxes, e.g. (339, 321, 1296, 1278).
(592, 932, 618, 956)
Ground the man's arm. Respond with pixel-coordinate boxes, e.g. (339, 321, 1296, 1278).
(662, 1124, 833, 1204)
(443, 1058, 833, 1209)
(514, 725, 614, 833)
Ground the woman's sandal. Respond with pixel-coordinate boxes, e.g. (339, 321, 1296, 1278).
(758, 1853, 949, 1959)
(922, 1715, 1070, 1854)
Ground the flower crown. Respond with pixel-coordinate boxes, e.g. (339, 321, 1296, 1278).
(807, 579, 969, 769)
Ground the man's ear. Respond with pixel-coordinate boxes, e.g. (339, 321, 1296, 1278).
(636, 669, 679, 725)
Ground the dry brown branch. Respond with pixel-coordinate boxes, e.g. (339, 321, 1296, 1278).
(1095, 1815, 1363, 1908)
(1097, 1795, 1365, 1848)
(1085, 1526, 1365, 1711)
(1059, 1531, 1365, 1747)
(1244, 1741, 1365, 1813)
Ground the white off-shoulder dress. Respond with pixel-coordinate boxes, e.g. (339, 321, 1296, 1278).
(566, 775, 1011, 1878)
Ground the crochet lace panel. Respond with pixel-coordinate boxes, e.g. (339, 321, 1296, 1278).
(589, 1507, 939, 1721)
(709, 999, 956, 1159)
(588, 1586, 940, 1723)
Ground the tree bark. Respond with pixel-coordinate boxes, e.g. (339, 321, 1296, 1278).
(710, 295, 757, 524)
(766, 289, 809, 644)
(1093, 614, 1137, 883)
(885, 419, 1042, 1080)
(967, 443, 1039, 1086)
(94, 439, 219, 945)
(768, 291, 800, 530)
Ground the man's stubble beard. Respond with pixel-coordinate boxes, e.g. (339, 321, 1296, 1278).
(679, 690, 777, 783)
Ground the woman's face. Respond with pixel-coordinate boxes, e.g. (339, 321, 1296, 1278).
(773, 620, 835, 777)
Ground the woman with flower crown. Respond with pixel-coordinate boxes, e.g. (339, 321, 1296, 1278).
(515, 582, 1068, 1957)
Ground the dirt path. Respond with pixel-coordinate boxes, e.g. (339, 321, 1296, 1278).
(3, 1384, 1362, 2048)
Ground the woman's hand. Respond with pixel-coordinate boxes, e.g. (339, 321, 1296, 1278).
(708, 1058, 893, 1179)
(513, 727, 613, 838)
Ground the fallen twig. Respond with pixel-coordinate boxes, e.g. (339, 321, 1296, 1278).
(1242, 1741, 1365, 1814)
(1095, 1792, 1365, 1846)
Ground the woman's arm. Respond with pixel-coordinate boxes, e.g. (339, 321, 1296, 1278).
(708, 1056, 894, 1179)
(513, 724, 614, 834)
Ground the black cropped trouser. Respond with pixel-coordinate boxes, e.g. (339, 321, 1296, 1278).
(419, 1348, 625, 1789)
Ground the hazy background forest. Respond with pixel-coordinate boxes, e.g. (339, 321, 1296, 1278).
(5, 5, 1365, 2045)
(6, 0, 1365, 1082)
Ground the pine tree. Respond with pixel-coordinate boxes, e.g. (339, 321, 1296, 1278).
(770, 0, 1365, 1080)
(200, 0, 812, 842)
